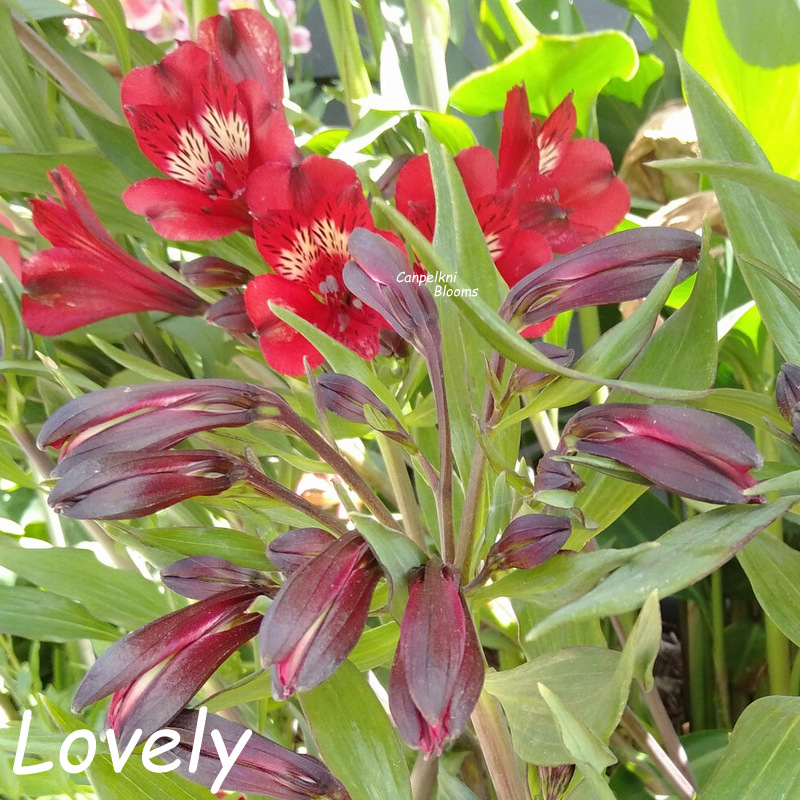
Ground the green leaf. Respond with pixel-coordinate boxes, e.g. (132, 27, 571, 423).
(301, 660, 412, 800)
(350, 621, 400, 671)
(87, 335, 188, 382)
(450, 30, 639, 133)
(700, 697, 800, 799)
(0, 586, 118, 641)
(602, 52, 664, 107)
(528, 499, 795, 641)
(84, 0, 131, 73)
(108, 524, 271, 570)
(0, 544, 167, 629)
(680, 58, 800, 364)
(684, 0, 800, 178)
(0, 9, 58, 151)
(738, 532, 800, 648)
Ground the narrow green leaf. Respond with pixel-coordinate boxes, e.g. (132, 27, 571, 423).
(0, 586, 119, 641)
(700, 697, 800, 799)
(301, 660, 412, 800)
(738, 532, 800, 648)
(528, 499, 795, 640)
(85, 0, 131, 73)
(87, 335, 188, 382)
(350, 621, 400, 671)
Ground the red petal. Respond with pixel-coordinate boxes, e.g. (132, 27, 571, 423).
(395, 155, 435, 240)
(197, 9, 285, 105)
(494, 228, 553, 287)
(497, 84, 537, 189)
(123, 179, 250, 240)
(535, 93, 577, 175)
(244, 273, 326, 375)
(454, 146, 497, 200)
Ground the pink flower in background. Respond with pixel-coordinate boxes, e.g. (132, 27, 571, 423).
(120, 0, 188, 42)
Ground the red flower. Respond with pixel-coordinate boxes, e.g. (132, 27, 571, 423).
(499, 85, 630, 253)
(396, 147, 553, 289)
(243, 156, 388, 375)
(122, 9, 296, 240)
(21, 168, 204, 335)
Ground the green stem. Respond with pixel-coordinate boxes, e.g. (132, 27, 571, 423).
(404, 0, 449, 111)
(357, 0, 385, 78)
(319, 0, 372, 125)
(470, 690, 527, 800)
(411, 752, 439, 800)
(429, 364, 455, 563)
(577, 306, 607, 404)
(686, 600, 709, 730)
(378, 435, 427, 551)
(710, 569, 732, 729)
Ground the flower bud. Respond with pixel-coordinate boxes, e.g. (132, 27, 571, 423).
(344, 228, 440, 354)
(500, 228, 701, 328)
(48, 450, 248, 519)
(260, 531, 382, 698)
(205, 293, 256, 334)
(536, 764, 576, 800)
(507, 343, 575, 396)
(181, 256, 252, 288)
(485, 514, 571, 572)
(776, 363, 800, 421)
(317, 374, 394, 426)
(534, 452, 584, 506)
(267, 528, 337, 576)
(562, 403, 764, 504)
(169, 709, 351, 799)
(73, 587, 263, 745)
(389, 559, 484, 759)
(160, 556, 276, 600)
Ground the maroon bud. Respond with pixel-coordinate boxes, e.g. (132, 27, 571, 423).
(267, 528, 337, 576)
(48, 450, 248, 519)
(181, 256, 252, 289)
(205, 292, 255, 335)
(389, 559, 484, 759)
(507, 343, 575, 396)
(776, 363, 800, 422)
(485, 513, 571, 572)
(317, 374, 394, 426)
(536, 764, 576, 800)
(344, 228, 440, 353)
(562, 403, 765, 504)
(500, 228, 702, 328)
(160, 556, 276, 600)
(379, 328, 412, 358)
(169, 709, 351, 799)
(72, 587, 262, 745)
(534, 451, 585, 504)
(260, 531, 382, 698)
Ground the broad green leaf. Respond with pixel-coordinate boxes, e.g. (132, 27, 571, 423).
(350, 621, 400, 671)
(0, 545, 167, 629)
(603, 52, 664, 107)
(684, 0, 800, 178)
(0, 9, 58, 152)
(681, 59, 800, 364)
(700, 697, 800, 799)
(203, 671, 271, 713)
(0, 586, 118, 641)
(108, 524, 271, 570)
(87, 335, 188, 382)
(738, 532, 800, 647)
(301, 660, 412, 800)
(485, 648, 622, 765)
(450, 31, 638, 133)
(686, 388, 788, 435)
(529, 499, 795, 640)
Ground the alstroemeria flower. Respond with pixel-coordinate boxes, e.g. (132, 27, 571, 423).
(260, 530, 382, 698)
(243, 157, 389, 375)
(170, 709, 350, 799)
(484, 513, 571, 573)
(389, 559, 484, 758)
(122, 9, 296, 240)
(72, 587, 264, 745)
(499, 85, 630, 253)
(561, 404, 765, 505)
(160, 556, 277, 600)
(21, 168, 204, 335)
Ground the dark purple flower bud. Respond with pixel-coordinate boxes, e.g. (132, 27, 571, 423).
(562, 403, 765, 504)
(534, 451, 585, 505)
(38, 379, 283, 452)
(317, 374, 394, 426)
(169, 709, 351, 799)
(378, 328, 412, 358)
(507, 343, 575, 396)
(72, 587, 262, 745)
(389, 559, 484, 759)
(776, 363, 800, 421)
(343, 228, 439, 352)
(267, 528, 337, 576)
(161, 556, 276, 600)
(500, 228, 702, 328)
(536, 764, 576, 800)
(485, 514, 571, 572)
(181, 256, 252, 289)
(260, 531, 382, 698)
(48, 450, 248, 519)
(205, 293, 255, 334)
